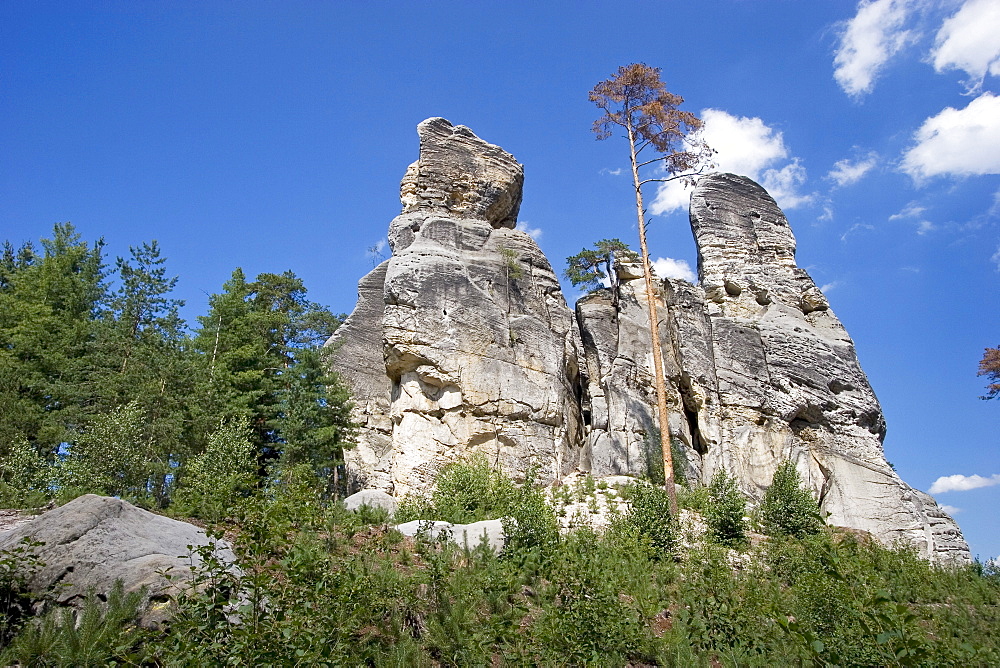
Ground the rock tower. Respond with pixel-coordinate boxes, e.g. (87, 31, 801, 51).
(327, 120, 969, 563)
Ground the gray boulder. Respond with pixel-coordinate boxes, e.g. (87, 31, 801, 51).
(343, 489, 398, 516)
(393, 518, 506, 552)
(0, 494, 234, 626)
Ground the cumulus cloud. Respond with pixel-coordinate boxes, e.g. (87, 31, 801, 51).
(833, 0, 916, 98)
(931, 0, 1000, 93)
(939, 504, 962, 515)
(889, 202, 937, 234)
(819, 281, 842, 293)
(762, 160, 814, 209)
(929, 473, 1000, 494)
(651, 109, 811, 214)
(652, 257, 696, 282)
(901, 92, 1000, 179)
(516, 221, 542, 240)
(828, 152, 879, 186)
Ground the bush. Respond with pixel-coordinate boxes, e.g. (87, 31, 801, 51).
(0, 582, 148, 666)
(57, 402, 158, 505)
(171, 418, 257, 523)
(706, 470, 748, 548)
(0, 438, 50, 508)
(759, 460, 824, 538)
(612, 482, 675, 558)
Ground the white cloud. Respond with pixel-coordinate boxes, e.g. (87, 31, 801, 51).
(516, 221, 542, 240)
(599, 167, 623, 176)
(820, 281, 842, 293)
(929, 473, 1000, 494)
(840, 222, 876, 241)
(652, 257, 696, 282)
(931, 0, 1000, 93)
(651, 109, 810, 214)
(762, 160, 814, 209)
(901, 92, 1000, 180)
(939, 504, 962, 515)
(828, 152, 879, 186)
(889, 202, 927, 220)
(991, 244, 1000, 270)
(833, 0, 916, 98)
(366, 238, 388, 262)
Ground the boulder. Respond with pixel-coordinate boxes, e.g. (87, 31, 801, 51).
(343, 489, 398, 516)
(0, 494, 234, 626)
(393, 518, 506, 552)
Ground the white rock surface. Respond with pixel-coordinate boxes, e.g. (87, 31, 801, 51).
(343, 489, 398, 516)
(327, 121, 970, 564)
(328, 118, 585, 496)
(393, 518, 506, 552)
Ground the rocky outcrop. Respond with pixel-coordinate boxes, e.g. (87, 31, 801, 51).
(327, 118, 585, 496)
(328, 120, 969, 563)
(577, 173, 968, 563)
(0, 494, 235, 627)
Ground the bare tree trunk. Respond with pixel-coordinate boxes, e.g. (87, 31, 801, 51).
(627, 123, 678, 517)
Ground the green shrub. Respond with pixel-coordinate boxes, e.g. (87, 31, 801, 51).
(57, 402, 158, 505)
(612, 482, 675, 558)
(171, 418, 257, 523)
(759, 459, 824, 538)
(0, 537, 44, 648)
(0, 438, 50, 508)
(706, 470, 748, 548)
(500, 467, 559, 557)
(427, 455, 517, 524)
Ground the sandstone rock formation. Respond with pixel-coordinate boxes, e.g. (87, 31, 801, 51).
(0, 494, 235, 627)
(577, 174, 968, 562)
(328, 118, 585, 496)
(328, 120, 969, 563)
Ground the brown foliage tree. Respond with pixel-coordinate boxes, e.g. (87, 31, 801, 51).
(979, 346, 1000, 400)
(589, 64, 713, 516)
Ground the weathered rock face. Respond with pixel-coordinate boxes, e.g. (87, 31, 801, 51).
(0, 494, 235, 627)
(327, 118, 584, 496)
(329, 120, 968, 563)
(577, 173, 968, 563)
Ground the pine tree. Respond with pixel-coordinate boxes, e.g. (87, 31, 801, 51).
(191, 269, 352, 488)
(564, 238, 640, 312)
(589, 64, 712, 515)
(0, 224, 107, 456)
(978, 345, 1000, 399)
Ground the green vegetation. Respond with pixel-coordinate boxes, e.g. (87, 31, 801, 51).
(759, 459, 825, 539)
(8, 460, 997, 665)
(705, 470, 748, 548)
(2, 226, 998, 665)
(0, 223, 354, 510)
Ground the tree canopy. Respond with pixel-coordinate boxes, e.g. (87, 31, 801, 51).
(0, 223, 354, 508)
(979, 346, 1000, 400)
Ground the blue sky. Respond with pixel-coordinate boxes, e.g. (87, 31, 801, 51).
(2, 0, 998, 561)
